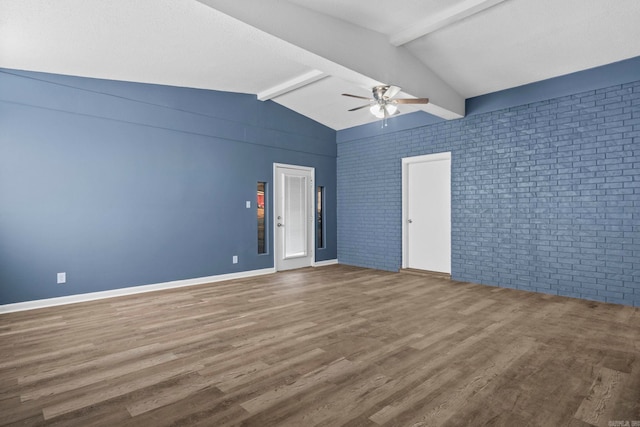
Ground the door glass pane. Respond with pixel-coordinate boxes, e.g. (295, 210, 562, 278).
(257, 182, 266, 254)
(284, 174, 307, 258)
(317, 186, 324, 249)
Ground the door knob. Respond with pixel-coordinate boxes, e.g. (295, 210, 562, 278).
(277, 223, 284, 227)
(408, 219, 413, 223)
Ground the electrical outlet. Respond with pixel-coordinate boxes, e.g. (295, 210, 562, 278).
(245, 201, 251, 208)
(57, 272, 66, 284)
(232, 255, 238, 264)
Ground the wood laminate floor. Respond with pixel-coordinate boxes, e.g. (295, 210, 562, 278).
(1, 265, 639, 426)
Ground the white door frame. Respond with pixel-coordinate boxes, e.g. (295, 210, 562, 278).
(273, 163, 315, 271)
(401, 152, 452, 270)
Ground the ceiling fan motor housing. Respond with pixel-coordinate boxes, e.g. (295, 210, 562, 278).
(373, 85, 391, 101)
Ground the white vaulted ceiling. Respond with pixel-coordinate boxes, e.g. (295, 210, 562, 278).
(1, 0, 640, 130)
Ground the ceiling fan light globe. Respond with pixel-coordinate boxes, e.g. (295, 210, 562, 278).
(386, 103, 398, 115)
(370, 104, 385, 118)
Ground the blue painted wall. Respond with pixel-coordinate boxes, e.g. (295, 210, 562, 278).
(0, 69, 337, 305)
(337, 59, 640, 306)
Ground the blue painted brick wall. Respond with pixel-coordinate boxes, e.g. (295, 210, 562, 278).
(337, 80, 640, 306)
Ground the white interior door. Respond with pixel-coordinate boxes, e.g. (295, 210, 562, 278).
(402, 152, 451, 273)
(274, 164, 315, 271)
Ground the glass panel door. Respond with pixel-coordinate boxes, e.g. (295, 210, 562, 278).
(274, 163, 314, 271)
(284, 174, 307, 258)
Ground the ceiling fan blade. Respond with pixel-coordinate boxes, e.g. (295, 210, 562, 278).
(384, 85, 401, 99)
(394, 98, 429, 104)
(348, 104, 371, 112)
(342, 93, 371, 100)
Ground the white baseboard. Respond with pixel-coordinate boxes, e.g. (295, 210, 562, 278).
(314, 259, 338, 267)
(0, 267, 276, 314)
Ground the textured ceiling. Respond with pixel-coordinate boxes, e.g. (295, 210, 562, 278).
(1, 0, 640, 130)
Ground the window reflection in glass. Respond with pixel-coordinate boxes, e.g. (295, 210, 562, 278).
(317, 186, 324, 249)
(257, 182, 266, 254)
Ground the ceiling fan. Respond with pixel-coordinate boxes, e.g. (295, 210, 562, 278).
(342, 85, 429, 120)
